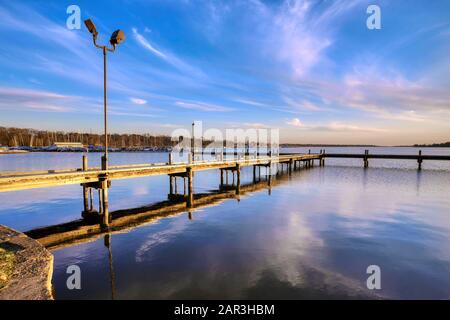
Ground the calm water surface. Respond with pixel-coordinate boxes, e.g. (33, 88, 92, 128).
(0, 147, 449, 299)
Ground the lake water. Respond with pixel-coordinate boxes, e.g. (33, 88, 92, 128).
(1, 147, 450, 299)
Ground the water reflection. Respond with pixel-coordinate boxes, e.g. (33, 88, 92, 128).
(2, 150, 450, 299)
(46, 165, 450, 299)
(104, 234, 116, 300)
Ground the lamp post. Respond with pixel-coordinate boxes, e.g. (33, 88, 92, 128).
(84, 19, 125, 170)
(191, 122, 195, 163)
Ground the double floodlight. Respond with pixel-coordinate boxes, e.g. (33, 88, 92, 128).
(84, 18, 125, 49)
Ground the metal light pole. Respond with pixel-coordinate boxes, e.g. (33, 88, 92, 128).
(191, 122, 195, 162)
(84, 19, 125, 170)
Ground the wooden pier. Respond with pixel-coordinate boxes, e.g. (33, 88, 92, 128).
(0, 153, 320, 227)
(316, 149, 450, 169)
(1, 150, 449, 229)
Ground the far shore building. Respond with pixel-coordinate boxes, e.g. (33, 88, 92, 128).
(52, 142, 85, 148)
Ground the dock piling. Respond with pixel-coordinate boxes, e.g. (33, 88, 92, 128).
(187, 167, 194, 207)
(100, 177, 110, 227)
(364, 150, 369, 168)
(418, 150, 423, 170)
(169, 176, 174, 195)
(82, 155, 90, 214)
(236, 164, 241, 194)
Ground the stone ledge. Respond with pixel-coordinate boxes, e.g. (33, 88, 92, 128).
(0, 225, 53, 300)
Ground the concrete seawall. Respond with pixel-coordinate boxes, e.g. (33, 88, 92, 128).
(0, 225, 53, 300)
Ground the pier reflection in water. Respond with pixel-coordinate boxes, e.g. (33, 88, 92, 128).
(42, 165, 450, 300)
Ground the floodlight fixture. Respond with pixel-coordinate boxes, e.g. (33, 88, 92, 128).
(84, 19, 98, 37)
(110, 30, 125, 47)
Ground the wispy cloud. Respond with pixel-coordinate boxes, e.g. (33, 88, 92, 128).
(132, 28, 205, 78)
(286, 117, 386, 133)
(130, 97, 147, 105)
(132, 27, 166, 59)
(234, 98, 269, 107)
(283, 97, 322, 111)
(0, 86, 76, 112)
(175, 100, 233, 112)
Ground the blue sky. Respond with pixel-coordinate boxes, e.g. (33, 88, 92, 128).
(0, 0, 449, 144)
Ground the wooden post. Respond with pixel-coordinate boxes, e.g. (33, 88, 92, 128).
(89, 188, 93, 211)
(98, 189, 103, 214)
(174, 177, 178, 194)
(101, 178, 110, 227)
(418, 150, 423, 171)
(82, 155, 89, 213)
(169, 176, 174, 195)
(364, 150, 369, 168)
(220, 169, 224, 186)
(268, 162, 272, 186)
(289, 159, 293, 174)
(322, 150, 326, 166)
(236, 164, 241, 194)
(169, 153, 173, 165)
(319, 150, 322, 167)
(187, 167, 193, 208)
(253, 165, 256, 182)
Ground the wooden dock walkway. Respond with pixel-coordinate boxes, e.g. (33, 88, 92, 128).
(0, 153, 320, 226)
(1, 150, 449, 228)
(317, 149, 450, 169)
(0, 154, 318, 193)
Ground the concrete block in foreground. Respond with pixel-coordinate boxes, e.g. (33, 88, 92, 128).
(0, 225, 53, 300)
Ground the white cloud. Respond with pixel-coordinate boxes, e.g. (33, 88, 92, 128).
(258, 0, 363, 79)
(286, 117, 386, 133)
(0, 86, 75, 112)
(287, 118, 302, 127)
(132, 27, 166, 59)
(132, 28, 205, 78)
(175, 100, 233, 112)
(283, 97, 322, 111)
(234, 98, 268, 107)
(130, 97, 147, 105)
(243, 122, 267, 128)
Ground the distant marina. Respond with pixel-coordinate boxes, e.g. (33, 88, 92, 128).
(0, 144, 172, 153)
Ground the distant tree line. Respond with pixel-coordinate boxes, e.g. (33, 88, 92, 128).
(0, 127, 176, 148)
(413, 142, 450, 148)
